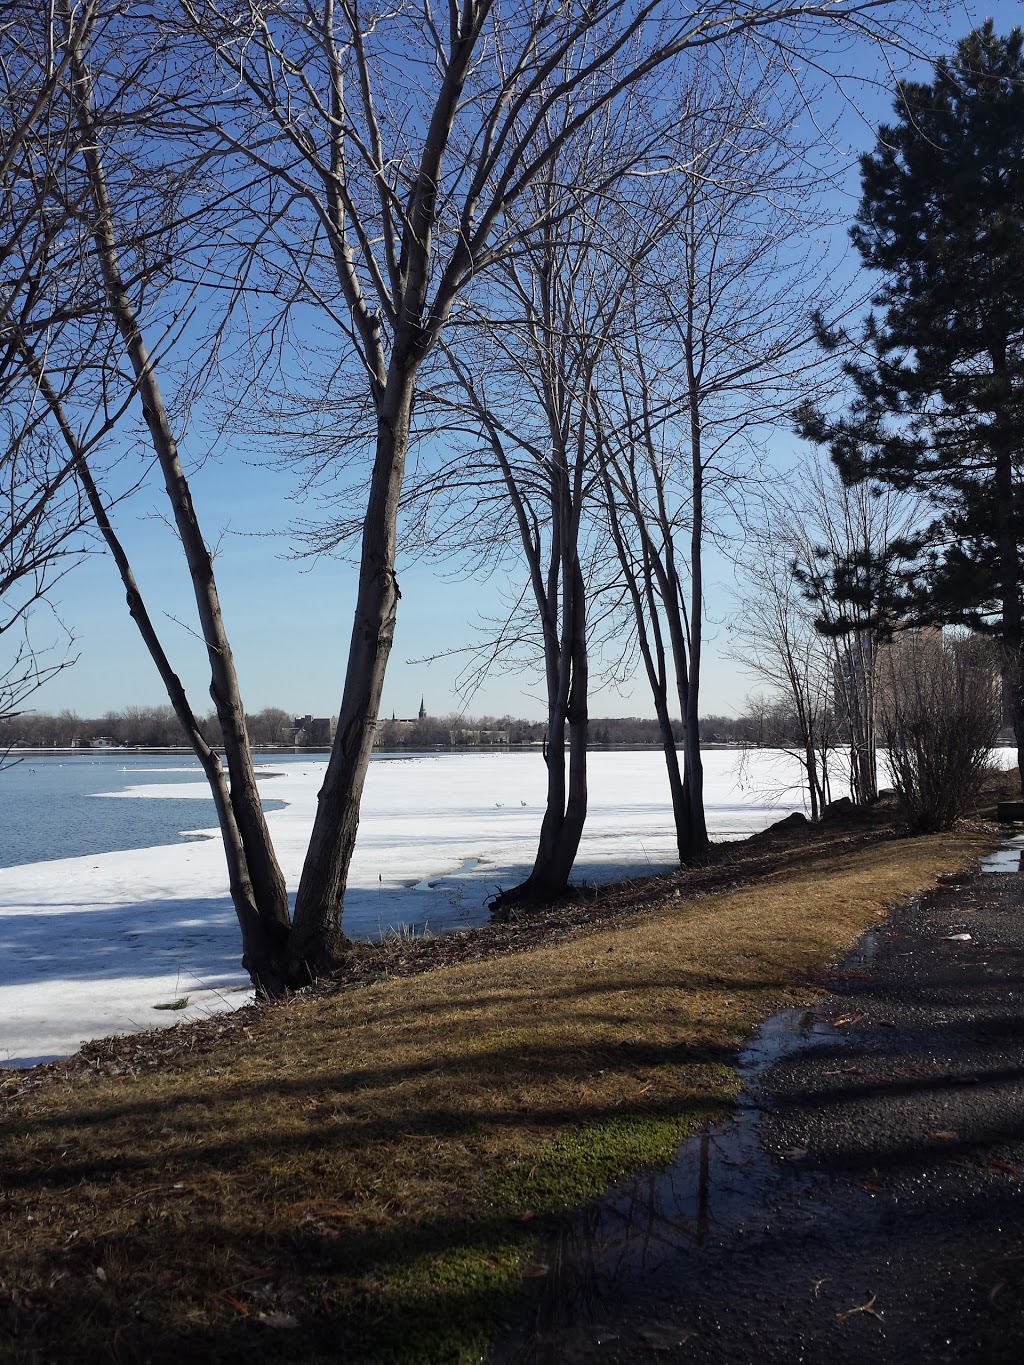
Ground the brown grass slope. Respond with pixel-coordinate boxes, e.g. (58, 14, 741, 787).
(0, 826, 994, 1364)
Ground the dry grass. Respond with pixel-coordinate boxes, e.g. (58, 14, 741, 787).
(0, 829, 993, 1363)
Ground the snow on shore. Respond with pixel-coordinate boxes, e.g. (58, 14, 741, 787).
(0, 748, 807, 1067)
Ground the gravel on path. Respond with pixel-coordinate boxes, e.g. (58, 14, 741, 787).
(495, 865, 1024, 1364)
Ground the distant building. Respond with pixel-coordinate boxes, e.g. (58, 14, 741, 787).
(876, 625, 1005, 735)
(379, 699, 428, 732)
(291, 714, 337, 746)
(88, 736, 121, 748)
(449, 728, 509, 746)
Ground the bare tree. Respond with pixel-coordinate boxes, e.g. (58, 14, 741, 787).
(880, 630, 1000, 831)
(787, 458, 922, 803)
(746, 453, 922, 805)
(0, 2, 293, 989)
(594, 52, 840, 857)
(430, 101, 674, 903)
(735, 448, 923, 814)
(0, 0, 106, 741)
(173, 0, 933, 969)
(733, 527, 839, 819)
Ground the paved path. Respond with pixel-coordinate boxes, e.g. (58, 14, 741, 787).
(495, 865, 1024, 1363)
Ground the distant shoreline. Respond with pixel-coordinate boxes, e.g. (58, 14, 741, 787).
(3, 741, 754, 756)
(7, 740, 1015, 760)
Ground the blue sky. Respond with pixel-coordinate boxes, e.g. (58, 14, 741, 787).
(22, 1, 1022, 724)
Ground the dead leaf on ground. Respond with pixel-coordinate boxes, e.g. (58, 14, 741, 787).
(257, 1311, 300, 1329)
(637, 1325, 695, 1351)
(836, 1293, 884, 1324)
(983, 1157, 1021, 1177)
(966, 1156, 1022, 1179)
(215, 1291, 249, 1317)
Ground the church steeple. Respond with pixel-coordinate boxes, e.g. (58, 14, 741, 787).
(418, 696, 426, 720)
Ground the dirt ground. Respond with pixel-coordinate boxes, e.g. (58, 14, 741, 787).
(494, 857, 1024, 1364)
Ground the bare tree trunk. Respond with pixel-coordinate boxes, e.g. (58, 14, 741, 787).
(680, 273, 710, 857)
(836, 630, 879, 804)
(288, 379, 412, 977)
(601, 460, 690, 862)
(498, 554, 589, 905)
(611, 332, 711, 866)
(561, 555, 590, 882)
(36, 375, 288, 992)
(804, 740, 821, 821)
(991, 369, 1024, 793)
(65, 24, 291, 986)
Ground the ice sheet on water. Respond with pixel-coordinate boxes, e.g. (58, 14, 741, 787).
(0, 748, 821, 1065)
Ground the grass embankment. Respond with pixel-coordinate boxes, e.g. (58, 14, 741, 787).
(0, 829, 993, 1363)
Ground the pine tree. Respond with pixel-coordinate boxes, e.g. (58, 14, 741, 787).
(800, 22, 1024, 779)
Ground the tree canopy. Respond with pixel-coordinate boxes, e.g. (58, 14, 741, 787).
(800, 22, 1024, 767)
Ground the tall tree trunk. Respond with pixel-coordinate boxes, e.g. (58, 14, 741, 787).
(656, 707, 689, 863)
(602, 462, 690, 862)
(289, 380, 412, 977)
(804, 741, 821, 821)
(660, 587, 708, 861)
(67, 27, 291, 985)
(494, 557, 589, 905)
(560, 555, 590, 880)
(991, 371, 1024, 792)
(682, 315, 709, 856)
(29, 362, 289, 995)
(837, 630, 878, 805)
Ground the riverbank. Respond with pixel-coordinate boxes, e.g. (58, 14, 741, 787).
(0, 748, 827, 1065)
(0, 817, 996, 1364)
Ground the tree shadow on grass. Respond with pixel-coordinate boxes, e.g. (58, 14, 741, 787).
(0, 1067, 734, 1364)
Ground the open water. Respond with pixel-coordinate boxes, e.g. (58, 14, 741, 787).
(0, 751, 292, 868)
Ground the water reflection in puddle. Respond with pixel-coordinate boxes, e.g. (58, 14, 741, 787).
(980, 835, 1024, 873)
(495, 1007, 845, 1363)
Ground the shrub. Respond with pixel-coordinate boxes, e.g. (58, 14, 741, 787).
(879, 630, 1001, 832)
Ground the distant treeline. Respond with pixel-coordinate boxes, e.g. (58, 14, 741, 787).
(376, 711, 805, 747)
(0, 704, 803, 750)
(0, 705, 294, 750)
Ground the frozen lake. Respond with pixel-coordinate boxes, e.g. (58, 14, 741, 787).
(0, 747, 810, 1067)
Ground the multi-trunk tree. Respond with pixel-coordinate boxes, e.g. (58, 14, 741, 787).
(733, 509, 840, 821)
(595, 51, 835, 859)
(3, 1, 949, 986)
(431, 98, 677, 903)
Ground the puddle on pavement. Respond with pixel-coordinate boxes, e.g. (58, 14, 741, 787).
(980, 835, 1024, 873)
(494, 1005, 847, 1363)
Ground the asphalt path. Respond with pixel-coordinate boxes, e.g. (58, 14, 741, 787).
(495, 861, 1024, 1364)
